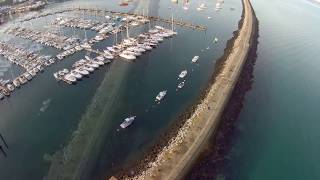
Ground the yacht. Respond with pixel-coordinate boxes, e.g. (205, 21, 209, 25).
(124, 49, 141, 56)
(156, 90, 167, 102)
(75, 68, 89, 76)
(83, 65, 94, 72)
(104, 50, 113, 56)
(37, 65, 44, 72)
(64, 74, 77, 83)
(19, 76, 27, 84)
(191, 56, 199, 63)
(29, 69, 37, 77)
(24, 72, 33, 81)
(119, 52, 136, 60)
(178, 70, 188, 79)
(2, 89, 10, 96)
(94, 59, 104, 66)
(70, 70, 83, 79)
(120, 116, 136, 129)
(94, 35, 105, 41)
(96, 56, 105, 61)
(104, 54, 114, 60)
(87, 61, 99, 68)
(81, 42, 91, 49)
(75, 45, 83, 51)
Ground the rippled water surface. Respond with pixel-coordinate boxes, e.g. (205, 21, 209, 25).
(226, 0, 320, 179)
(0, 0, 242, 179)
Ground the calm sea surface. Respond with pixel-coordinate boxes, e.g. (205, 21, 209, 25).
(0, 0, 242, 179)
(226, 0, 320, 179)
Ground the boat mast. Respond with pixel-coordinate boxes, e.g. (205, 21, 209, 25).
(83, 10, 87, 40)
(115, 28, 118, 45)
(126, 21, 129, 39)
(147, 7, 151, 30)
(171, 10, 174, 31)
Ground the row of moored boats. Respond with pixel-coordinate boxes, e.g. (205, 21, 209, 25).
(54, 55, 111, 84)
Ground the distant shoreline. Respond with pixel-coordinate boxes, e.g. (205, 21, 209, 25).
(114, 0, 257, 179)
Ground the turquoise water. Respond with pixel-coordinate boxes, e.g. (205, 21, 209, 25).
(226, 0, 320, 179)
(0, 0, 242, 179)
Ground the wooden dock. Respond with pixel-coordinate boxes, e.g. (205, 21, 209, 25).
(71, 7, 207, 31)
(19, 7, 207, 31)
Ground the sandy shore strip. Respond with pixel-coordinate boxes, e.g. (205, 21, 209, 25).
(114, 0, 255, 179)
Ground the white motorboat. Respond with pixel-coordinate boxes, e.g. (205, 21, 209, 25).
(156, 90, 167, 101)
(214, 37, 219, 43)
(120, 116, 136, 129)
(178, 70, 188, 79)
(191, 56, 199, 63)
(177, 81, 185, 89)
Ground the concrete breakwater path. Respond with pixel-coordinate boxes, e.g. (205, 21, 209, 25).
(122, 0, 255, 179)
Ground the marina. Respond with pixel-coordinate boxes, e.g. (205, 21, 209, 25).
(0, 0, 243, 179)
(55, 26, 178, 85)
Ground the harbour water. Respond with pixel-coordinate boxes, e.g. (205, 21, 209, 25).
(224, 0, 320, 179)
(0, 0, 242, 179)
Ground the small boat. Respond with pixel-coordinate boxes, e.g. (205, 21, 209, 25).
(13, 79, 21, 88)
(0, 92, 4, 100)
(1, 89, 10, 96)
(156, 90, 167, 102)
(191, 56, 199, 63)
(37, 65, 44, 72)
(19, 76, 27, 84)
(177, 81, 185, 90)
(214, 37, 219, 43)
(6, 83, 15, 92)
(119, 2, 129, 6)
(178, 70, 188, 79)
(53, 72, 61, 81)
(120, 116, 136, 129)
(85, 56, 92, 61)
